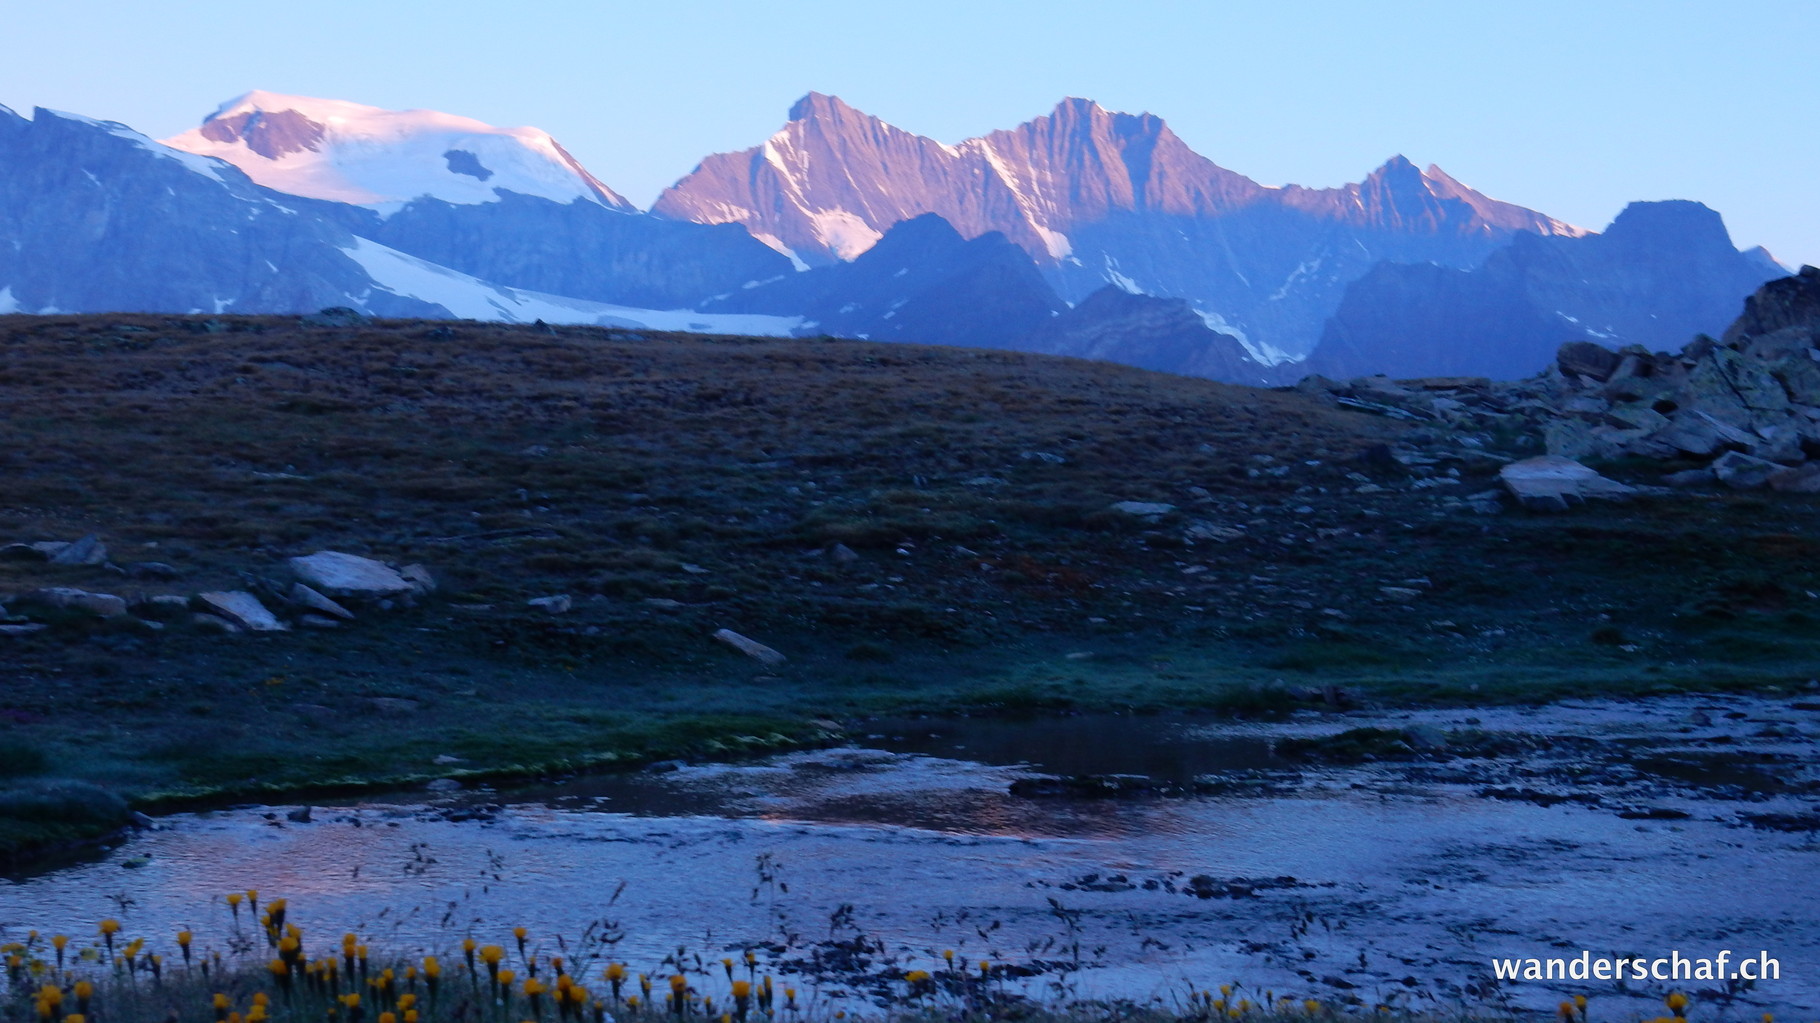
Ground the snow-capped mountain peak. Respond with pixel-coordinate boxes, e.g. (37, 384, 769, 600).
(163, 91, 630, 211)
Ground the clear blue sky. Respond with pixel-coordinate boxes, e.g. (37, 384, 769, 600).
(4, 0, 1815, 266)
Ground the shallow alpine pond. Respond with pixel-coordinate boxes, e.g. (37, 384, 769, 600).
(5, 697, 1818, 1018)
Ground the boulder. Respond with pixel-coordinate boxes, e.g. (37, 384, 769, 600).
(21, 587, 128, 617)
(527, 594, 572, 614)
(1557, 341, 1623, 382)
(287, 551, 414, 598)
(1652, 410, 1758, 458)
(290, 583, 355, 621)
(1709, 451, 1783, 490)
(196, 591, 289, 632)
(713, 628, 786, 666)
(1498, 456, 1638, 511)
(49, 534, 108, 566)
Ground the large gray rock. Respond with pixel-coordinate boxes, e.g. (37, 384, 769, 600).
(287, 551, 414, 598)
(1498, 456, 1638, 511)
(1709, 451, 1783, 491)
(713, 628, 786, 666)
(1557, 341, 1623, 382)
(196, 591, 289, 632)
(48, 534, 108, 566)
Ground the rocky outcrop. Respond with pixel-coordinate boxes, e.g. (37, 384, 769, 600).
(1299, 266, 1820, 494)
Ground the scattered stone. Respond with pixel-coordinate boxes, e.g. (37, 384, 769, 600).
(296, 614, 342, 629)
(196, 591, 289, 632)
(425, 778, 462, 792)
(288, 551, 414, 598)
(0, 543, 49, 562)
(191, 613, 241, 633)
(290, 583, 355, 621)
(1378, 586, 1422, 602)
(1497, 456, 1638, 511)
(713, 627, 787, 666)
(1109, 501, 1175, 519)
(302, 306, 370, 328)
(0, 623, 48, 636)
(1663, 467, 1716, 488)
(286, 806, 314, 823)
(1184, 521, 1245, 542)
(644, 598, 685, 610)
(49, 534, 108, 566)
(829, 543, 860, 565)
(21, 587, 129, 617)
(125, 561, 181, 580)
(399, 564, 436, 594)
(432, 754, 466, 766)
(528, 594, 572, 614)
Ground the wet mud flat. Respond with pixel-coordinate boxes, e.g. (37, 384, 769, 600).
(4, 694, 1817, 1017)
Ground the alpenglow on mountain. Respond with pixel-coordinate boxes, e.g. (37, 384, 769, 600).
(164, 91, 632, 209)
(655, 92, 1589, 362)
(0, 89, 1787, 385)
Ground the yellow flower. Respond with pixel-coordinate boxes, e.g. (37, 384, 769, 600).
(52, 936, 69, 951)
(98, 920, 120, 937)
(1667, 992, 1689, 1012)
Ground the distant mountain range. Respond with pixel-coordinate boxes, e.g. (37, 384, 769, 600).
(0, 90, 1790, 384)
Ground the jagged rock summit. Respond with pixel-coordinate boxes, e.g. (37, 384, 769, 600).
(164, 91, 632, 209)
(656, 92, 1583, 360)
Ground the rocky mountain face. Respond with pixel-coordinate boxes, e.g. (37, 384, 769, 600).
(702, 213, 1066, 349)
(1307, 201, 1782, 380)
(0, 102, 797, 325)
(0, 105, 443, 318)
(1012, 286, 1290, 386)
(656, 93, 1584, 359)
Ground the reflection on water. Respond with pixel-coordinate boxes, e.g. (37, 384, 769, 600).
(3, 709, 1816, 1018)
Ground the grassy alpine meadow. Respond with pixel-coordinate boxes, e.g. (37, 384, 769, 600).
(1, 893, 1721, 1023)
(5, 314, 1820, 858)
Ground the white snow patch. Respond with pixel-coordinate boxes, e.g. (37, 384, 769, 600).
(1268, 258, 1323, 302)
(1193, 308, 1296, 367)
(749, 233, 810, 271)
(161, 91, 626, 209)
(341, 237, 805, 336)
(807, 209, 883, 261)
(1034, 225, 1072, 260)
(1103, 256, 1144, 295)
